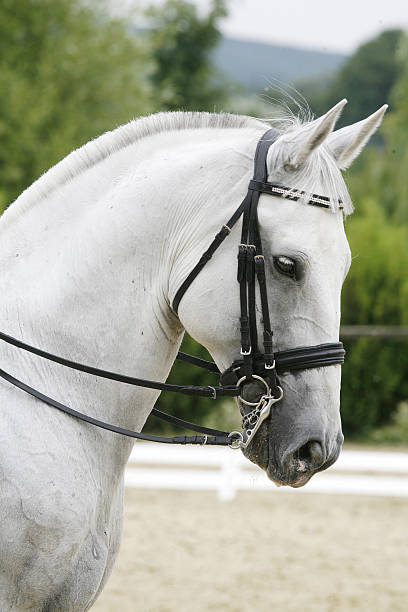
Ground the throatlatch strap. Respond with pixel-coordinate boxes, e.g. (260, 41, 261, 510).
(172, 191, 252, 315)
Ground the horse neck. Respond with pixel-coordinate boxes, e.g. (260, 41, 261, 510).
(0, 125, 262, 465)
(0, 136, 187, 466)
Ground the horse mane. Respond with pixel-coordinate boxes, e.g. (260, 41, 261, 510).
(4, 110, 352, 222)
(5, 112, 265, 216)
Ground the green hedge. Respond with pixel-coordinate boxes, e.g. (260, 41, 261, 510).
(338, 197, 408, 437)
(341, 339, 408, 438)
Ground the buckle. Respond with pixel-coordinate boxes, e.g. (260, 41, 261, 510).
(265, 359, 275, 370)
(208, 386, 217, 399)
(240, 346, 251, 356)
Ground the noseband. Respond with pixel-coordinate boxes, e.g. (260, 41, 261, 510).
(0, 129, 345, 448)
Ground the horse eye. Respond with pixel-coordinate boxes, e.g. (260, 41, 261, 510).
(274, 256, 296, 278)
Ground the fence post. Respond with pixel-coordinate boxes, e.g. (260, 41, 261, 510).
(218, 453, 239, 501)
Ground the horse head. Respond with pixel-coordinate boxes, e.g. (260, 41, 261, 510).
(174, 101, 387, 487)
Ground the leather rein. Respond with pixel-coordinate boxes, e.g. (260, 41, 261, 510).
(0, 129, 345, 448)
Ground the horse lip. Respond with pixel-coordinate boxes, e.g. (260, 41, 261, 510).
(266, 465, 314, 488)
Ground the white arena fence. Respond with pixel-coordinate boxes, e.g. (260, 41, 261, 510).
(125, 444, 408, 501)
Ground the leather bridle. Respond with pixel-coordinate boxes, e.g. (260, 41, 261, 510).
(0, 129, 345, 448)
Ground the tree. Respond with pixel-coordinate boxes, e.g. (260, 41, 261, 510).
(345, 33, 408, 223)
(0, 0, 151, 211)
(145, 0, 229, 111)
(308, 30, 404, 128)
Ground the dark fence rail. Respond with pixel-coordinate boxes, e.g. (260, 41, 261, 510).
(340, 326, 408, 339)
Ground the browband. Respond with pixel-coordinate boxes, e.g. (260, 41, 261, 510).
(248, 180, 343, 209)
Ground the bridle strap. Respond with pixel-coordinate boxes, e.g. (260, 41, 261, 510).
(242, 130, 280, 391)
(178, 342, 346, 376)
(0, 367, 231, 445)
(176, 351, 219, 372)
(172, 192, 251, 315)
(0, 330, 238, 399)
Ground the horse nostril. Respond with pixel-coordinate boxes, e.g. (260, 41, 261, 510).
(297, 440, 325, 469)
(280, 439, 327, 480)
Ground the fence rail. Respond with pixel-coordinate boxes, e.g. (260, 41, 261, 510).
(125, 444, 408, 501)
(340, 325, 408, 338)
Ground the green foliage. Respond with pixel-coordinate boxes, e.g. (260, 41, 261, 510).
(362, 402, 408, 447)
(145, 0, 229, 111)
(308, 29, 404, 127)
(341, 339, 408, 437)
(342, 200, 408, 325)
(340, 199, 408, 437)
(320, 32, 408, 440)
(349, 32, 408, 224)
(0, 0, 151, 211)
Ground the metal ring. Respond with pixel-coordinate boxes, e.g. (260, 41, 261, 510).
(236, 374, 271, 407)
(273, 386, 284, 402)
(228, 431, 244, 449)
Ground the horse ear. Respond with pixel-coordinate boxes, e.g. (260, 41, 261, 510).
(280, 99, 347, 169)
(326, 105, 388, 169)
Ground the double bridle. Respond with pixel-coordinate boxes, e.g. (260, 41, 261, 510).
(0, 129, 345, 449)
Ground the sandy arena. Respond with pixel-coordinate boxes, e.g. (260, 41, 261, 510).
(93, 488, 408, 612)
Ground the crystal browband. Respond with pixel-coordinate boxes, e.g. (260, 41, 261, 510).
(248, 180, 343, 209)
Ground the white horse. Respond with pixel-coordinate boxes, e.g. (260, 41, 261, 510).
(0, 101, 386, 610)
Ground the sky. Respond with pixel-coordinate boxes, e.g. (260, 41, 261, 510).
(123, 0, 408, 54)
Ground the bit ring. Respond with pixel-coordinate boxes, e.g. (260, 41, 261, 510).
(228, 431, 244, 449)
(236, 374, 271, 406)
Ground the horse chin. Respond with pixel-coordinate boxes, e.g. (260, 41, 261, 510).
(267, 469, 314, 488)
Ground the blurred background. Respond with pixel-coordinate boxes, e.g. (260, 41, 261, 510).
(1, 2, 407, 610)
(1, 0, 407, 445)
